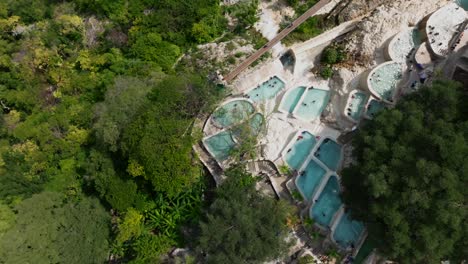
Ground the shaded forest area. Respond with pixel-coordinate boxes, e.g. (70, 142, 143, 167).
(0, 0, 244, 262)
(342, 80, 468, 263)
(0, 0, 294, 263)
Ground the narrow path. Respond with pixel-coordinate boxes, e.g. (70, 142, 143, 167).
(223, 0, 332, 83)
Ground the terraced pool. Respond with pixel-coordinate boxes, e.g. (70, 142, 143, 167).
(279, 86, 306, 113)
(212, 100, 254, 128)
(246, 76, 285, 102)
(310, 176, 342, 227)
(284, 131, 317, 170)
(368, 62, 403, 101)
(295, 159, 327, 201)
(388, 28, 422, 62)
(315, 139, 342, 171)
(333, 212, 365, 249)
(203, 131, 236, 162)
(294, 88, 330, 121)
(365, 99, 386, 118)
(346, 91, 368, 121)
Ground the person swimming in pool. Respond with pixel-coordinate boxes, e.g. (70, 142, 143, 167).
(287, 148, 291, 153)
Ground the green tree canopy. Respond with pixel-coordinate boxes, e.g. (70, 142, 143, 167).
(196, 166, 292, 264)
(0, 192, 111, 263)
(121, 74, 220, 197)
(341, 80, 468, 263)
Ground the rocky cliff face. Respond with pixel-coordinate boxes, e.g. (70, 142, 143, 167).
(345, 0, 450, 67)
(324, 0, 451, 130)
(327, 0, 391, 23)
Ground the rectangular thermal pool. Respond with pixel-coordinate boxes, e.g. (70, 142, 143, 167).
(294, 88, 330, 122)
(279, 86, 306, 113)
(310, 176, 342, 227)
(315, 139, 342, 171)
(203, 131, 236, 162)
(333, 212, 365, 249)
(284, 131, 317, 170)
(295, 159, 327, 201)
(246, 76, 285, 102)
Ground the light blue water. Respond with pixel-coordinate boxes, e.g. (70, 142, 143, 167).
(366, 99, 386, 118)
(456, 0, 468, 10)
(315, 139, 342, 171)
(333, 212, 365, 249)
(295, 160, 327, 201)
(204, 131, 236, 162)
(294, 88, 330, 121)
(232, 113, 264, 139)
(347, 92, 368, 121)
(247, 76, 285, 102)
(212, 100, 254, 128)
(285, 131, 317, 170)
(310, 176, 342, 227)
(390, 28, 422, 62)
(369, 63, 402, 101)
(280, 86, 306, 113)
(249, 113, 264, 135)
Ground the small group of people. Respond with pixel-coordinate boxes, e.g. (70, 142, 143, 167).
(302, 100, 316, 107)
(346, 102, 354, 116)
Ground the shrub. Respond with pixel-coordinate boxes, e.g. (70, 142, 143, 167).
(320, 66, 333, 79)
(322, 47, 338, 64)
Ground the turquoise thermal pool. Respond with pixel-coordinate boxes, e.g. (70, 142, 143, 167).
(333, 212, 365, 249)
(246, 76, 285, 102)
(315, 138, 342, 171)
(368, 62, 403, 101)
(365, 99, 386, 118)
(285, 131, 317, 170)
(279, 86, 306, 113)
(203, 131, 236, 162)
(294, 88, 330, 121)
(310, 176, 342, 227)
(212, 100, 254, 128)
(295, 159, 327, 201)
(346, 91, 368, 121)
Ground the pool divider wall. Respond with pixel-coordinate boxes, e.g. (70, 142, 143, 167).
(290, 87, 312, 119)
(278, 86, 307, 115)
(329, 206, 346, 242)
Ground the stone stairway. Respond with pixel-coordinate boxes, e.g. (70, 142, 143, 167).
(193, 142, 224, 185)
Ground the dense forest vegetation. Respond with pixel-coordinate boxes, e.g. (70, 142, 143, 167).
(342, 80, 468, 263)
(0, 0, 290, 263)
